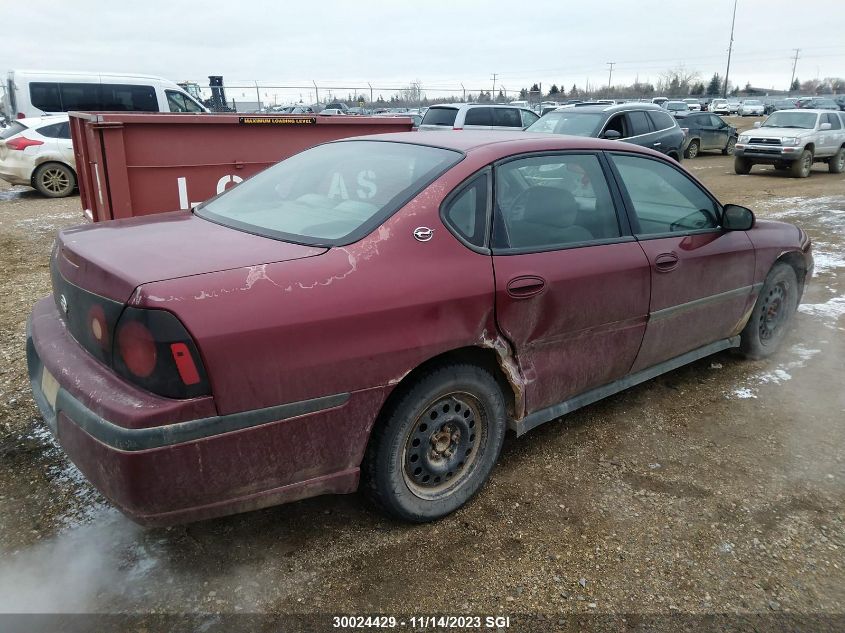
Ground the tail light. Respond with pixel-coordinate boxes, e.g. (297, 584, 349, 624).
(16, 112, 25, 119)
(113, 307, 210, 399)
(453, 126, 463, 130)
(5, 137, 44, 151)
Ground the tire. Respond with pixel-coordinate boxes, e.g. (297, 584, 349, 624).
(684, 140, 700, 159)
(739, 263, 799, 359)
(734, 156, 752, 175)
(33, 162, 75, 198)
(829, 147, 845, 174)
(790, 149, 813, 178)
(722, 137, 737, 156)
(362, 363, 507, 522)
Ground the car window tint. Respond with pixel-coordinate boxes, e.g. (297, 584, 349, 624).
(520, 109, 539, 127)
(464, 107, 493, 126)
(58, 83, 101, 111)
(627, 110, 651, 136)
(421, 107, 458, 126)
(610, 154, 719, 235)
(824, 113, 842, 130)
(0, 122, 27, 140)
(100, 84, 158, 111)
(443, 173, 488, 247)
(492, 108, 522, 127)
(709, 114, 724, 127)
(646, 110, 675, 131)
(29, 82, 62, 112)
(494, 154, 620, 251)
(604, 114, 627, 137)
(166, 90, 203, 113)
(36, 122, 65, 138)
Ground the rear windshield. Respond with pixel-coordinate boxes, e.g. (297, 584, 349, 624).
(762, 111, 817, 129)
(744, 100, 762, 105)
(527, 111, 604, 136)
(422, 107, 458, 126)
(196, 141, 462, 246)
(0, 121, 26, 139)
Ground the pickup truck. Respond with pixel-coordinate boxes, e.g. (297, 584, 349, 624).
(734, 109, 845, 177)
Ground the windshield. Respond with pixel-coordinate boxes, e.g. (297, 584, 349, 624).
(666, 103, 688, 111)
(526, 112, 604, 136)
(762, 111, 817, 129)
(744, 100, 762, 105)
(196, 141, 462, 246)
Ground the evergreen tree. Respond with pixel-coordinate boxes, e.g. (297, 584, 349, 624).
(790, 78, 800, 92)
(706, 73, 722, 96)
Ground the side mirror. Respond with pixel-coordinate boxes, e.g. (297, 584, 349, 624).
(722, 204, 755, 231)
(753, 121, 762, 128)
(603, 129, 622, 140)
(820, 122, 832, 131)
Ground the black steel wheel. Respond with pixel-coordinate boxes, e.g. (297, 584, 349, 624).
(740, 263, 799, 359)
(33, 162, 75, 198)
(362, 363, 506, 522)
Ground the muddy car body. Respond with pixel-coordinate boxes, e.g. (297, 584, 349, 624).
(27, 132, 813, 525)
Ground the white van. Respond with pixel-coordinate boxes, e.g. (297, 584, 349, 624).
(3, 70, 207, 120)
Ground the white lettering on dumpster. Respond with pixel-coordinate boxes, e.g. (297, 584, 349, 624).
(216, 174, 244, 194)
(176, 174, 243, 210)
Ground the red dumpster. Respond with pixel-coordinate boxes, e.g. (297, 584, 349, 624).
(68, 112, 414, 222)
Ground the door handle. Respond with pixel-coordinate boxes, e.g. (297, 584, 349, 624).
(653, 142, 662, 146)
(506, 275, 546, 298)
(654, 252, 679, 272)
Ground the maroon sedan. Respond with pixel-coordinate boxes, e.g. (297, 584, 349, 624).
(27, 132, 812, 525)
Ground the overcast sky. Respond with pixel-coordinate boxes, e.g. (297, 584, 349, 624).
(2, 0, 843, 102)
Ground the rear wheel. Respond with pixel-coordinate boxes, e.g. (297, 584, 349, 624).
(362, 363, 507, 522)
(790, 149, 813, 178)
(829, 147, 845, 174)
(739, 263, 799, 359)
(722, 137, 737, 156)
(33, 162, 75, 198)
(734, 156, 752, 174)
(684, 140, 700, 159)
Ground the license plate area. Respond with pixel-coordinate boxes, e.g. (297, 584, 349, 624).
(41, 367, 60, 410)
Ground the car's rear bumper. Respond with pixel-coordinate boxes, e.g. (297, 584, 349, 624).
(27, 297, 385, 525)
(0, 160, 32, 186)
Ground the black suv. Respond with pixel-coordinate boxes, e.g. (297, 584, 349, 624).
(526, 103, 685, 161)
(675, 112, 738, 158)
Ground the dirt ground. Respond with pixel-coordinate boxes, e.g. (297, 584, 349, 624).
(0, 118, 843, 630)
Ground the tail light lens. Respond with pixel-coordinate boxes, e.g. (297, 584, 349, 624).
(5, 137, 44, 151)
(113, 307, 210, 399)
(16, 112, 25, 120)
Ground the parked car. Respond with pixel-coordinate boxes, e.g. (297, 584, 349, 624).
(734, 109, 845, 177)
(682, 98, 702, 111)
(319, 108, 346, 116)
(27, 131, 812, 525)
(527, 103, 685, 161)
(678, 112, 738, 158)
(664, 101, 691, 117)
(796, 97, 840, 111)
(323, 102, 349, 113)
(651, 97, 669, 107)
(727, 100, 741, 114)
(4, 69, 206, 120)
(419, 104, 539, 131)
(737, 100, 765, 117)
(710, 99, 730, 115)
(834, 96, 845, 111)
(764, 99, 798, 115)
(0, 115, 75, 197)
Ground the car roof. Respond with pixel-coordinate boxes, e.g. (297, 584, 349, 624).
(339, 130, 659, 156)
(554, 102, 662, 114)
(19, 114, 69, 126)
(428, 103, 527, 109)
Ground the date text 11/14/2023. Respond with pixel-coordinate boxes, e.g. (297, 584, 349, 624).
(331, 615, 511, 629)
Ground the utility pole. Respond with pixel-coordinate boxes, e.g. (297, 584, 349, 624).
(606, 62, 615, 89)
(491, 73, 498, 98)
(461, 83, 466, 102)
(789, 49, 800, 93)
(313, 80, 319, 105)
(723, 0, 738, 98)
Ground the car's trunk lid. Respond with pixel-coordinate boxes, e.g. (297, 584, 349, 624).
(54, 211, 326, 303)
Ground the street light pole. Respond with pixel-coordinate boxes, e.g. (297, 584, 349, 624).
(723, 0, 738, 98)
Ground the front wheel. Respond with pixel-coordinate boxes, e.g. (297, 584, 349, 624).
(739, 263, 799, 359)
(829, 147, 845, 174)
(734, 156, 752, 174)
(362, 364, 507, 522)
(722, 137, 737, 156)
(790, 149, 813, 178)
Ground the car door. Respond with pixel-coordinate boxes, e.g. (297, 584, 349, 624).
(491, 152, 651, 413)
(708, 114, 730, 150)
(607, 152, 756, 372)
(821, 113, 843, 155)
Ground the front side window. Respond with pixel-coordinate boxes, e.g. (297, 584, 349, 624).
(520, 109, 539, 127)
(610, 154, 719, 235)
(494, 154, 620, 251)
(823, 113, 842, 130)
(166, 90, 204, 113)
(197, 141, 462, 245)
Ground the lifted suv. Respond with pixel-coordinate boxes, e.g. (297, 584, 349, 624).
(734, 109, 845, 177)
(527, 103, 685, 161)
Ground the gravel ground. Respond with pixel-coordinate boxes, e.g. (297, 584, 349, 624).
(0, 118, 843, 630)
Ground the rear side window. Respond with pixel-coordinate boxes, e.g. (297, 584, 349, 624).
(0, 121, 26, 140)
(442, 172, 489, 248)
(627, 110, 652, 136)
(36, 122, 70, 139)
(56, 83, 101, 110)
(30, 82, 63, 112)
(610, 154, 719, 235)
(647, 110, 676, 131)
(464, 108, 493, 126)
(492, 108, 522, 128)
(422, 107, 458, 126)
(100, 84, 158, 111)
